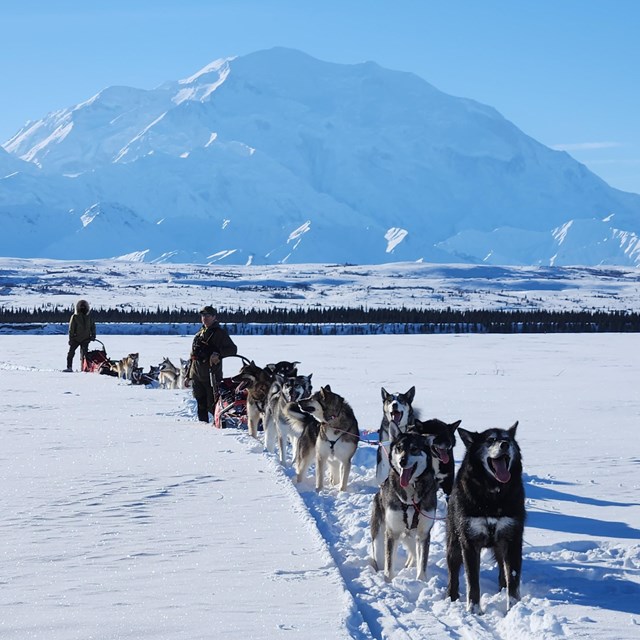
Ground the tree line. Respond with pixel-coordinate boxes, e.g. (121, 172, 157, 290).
(1, 305, 639, 333)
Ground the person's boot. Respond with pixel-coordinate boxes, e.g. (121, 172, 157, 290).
(64, 358, 73, 372)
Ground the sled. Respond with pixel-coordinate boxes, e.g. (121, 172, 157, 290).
(82, 339, 116, 375)
(213, 354, 251, 429)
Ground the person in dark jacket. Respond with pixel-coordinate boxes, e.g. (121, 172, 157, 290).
(66, 299, 96, 371)
(189, 306, 238, 422)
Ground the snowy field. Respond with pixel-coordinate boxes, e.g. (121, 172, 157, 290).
(1, 333, 638, 639)
(1, 257, 640, 313)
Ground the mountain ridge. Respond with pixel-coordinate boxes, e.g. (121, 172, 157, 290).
(2, 47, 639, 266)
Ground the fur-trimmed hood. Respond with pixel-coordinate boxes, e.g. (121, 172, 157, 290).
(75, 299, 90, 314)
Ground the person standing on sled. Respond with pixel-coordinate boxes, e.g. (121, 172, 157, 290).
(189, 306, 237, 423)
(66, 299, 96, 372)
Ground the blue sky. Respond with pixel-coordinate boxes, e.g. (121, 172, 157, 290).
(2, 0, 639, 194)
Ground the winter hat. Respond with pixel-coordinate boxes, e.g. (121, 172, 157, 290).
(199, 305, 217, 315)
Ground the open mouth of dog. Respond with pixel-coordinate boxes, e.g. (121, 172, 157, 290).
(399, 463, 417, 488)
(489, 455, 511, 483)
(431, 445, 450, 464)
(391, 410, 404, 424)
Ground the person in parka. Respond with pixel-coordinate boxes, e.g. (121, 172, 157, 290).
(190, 306, 238, 422)
(66, 299, 96, 371)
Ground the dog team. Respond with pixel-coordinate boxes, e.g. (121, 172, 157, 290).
(237, 357, 525, 614)
(100, 348, 525, 613)
(106, 352, 191, 389)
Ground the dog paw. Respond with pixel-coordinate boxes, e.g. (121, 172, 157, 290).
(506, 594, 521, 612)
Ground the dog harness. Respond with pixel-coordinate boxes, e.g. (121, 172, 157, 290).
(321, 404, 359, 452)
(321, 417, 343, 452)
(401, 501, 421, 530)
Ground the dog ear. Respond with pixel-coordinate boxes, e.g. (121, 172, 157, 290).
(458, 427, 476, 449)
(405, 386, 416, 403)
(508, 421, 519, 437)
(322, 384, 332, 394)
(381, 387, 389, 401)
(449, 419, 462, 434)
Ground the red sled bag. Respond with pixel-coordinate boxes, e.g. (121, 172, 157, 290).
(82, 339, 115, 375)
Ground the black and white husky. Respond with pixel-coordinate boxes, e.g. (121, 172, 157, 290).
(265, 360, 300, 378)
(376, 386, 417, 484)
(295, 385, 359, 492)
(370, 423, 438, 581)
(264, 373, 313, 466)
(446, 422, 525, 613)
(412, 418, 461, 497)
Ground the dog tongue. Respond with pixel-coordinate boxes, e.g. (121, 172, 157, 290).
(392, 411, 402, 423)
(436, 447, 450, 464)
(400, 465, 415, 488)
(492, 457, 511, 483)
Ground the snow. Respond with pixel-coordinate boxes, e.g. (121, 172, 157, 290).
(1, 332, 638, 639)
(1, 257, 639, 315)
(2, 47, 640, 266)
(384, 228, 408, 254)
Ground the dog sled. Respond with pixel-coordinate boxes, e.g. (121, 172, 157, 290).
(213, 354, 251, 429)
(82, 339, 116, 375)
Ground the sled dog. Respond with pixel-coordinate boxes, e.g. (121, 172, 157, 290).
(446, 422, 525, 613)
(115, 353, 139, 381)
(179, 357, 191, 389)
(264, 373, 313, 466)
(412, 418, 461, 497)
(284, 402, 320, 475)
(158, 357, 180, 389)
(370, 423, 437, 581)
(238, 361, 276, 438)
(376, 386, 417, 484)
(296, 385, 359, 491)
(265, 360, 300, 378)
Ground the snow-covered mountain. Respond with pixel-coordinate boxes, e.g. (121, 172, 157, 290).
(2, 47, 640, 266)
